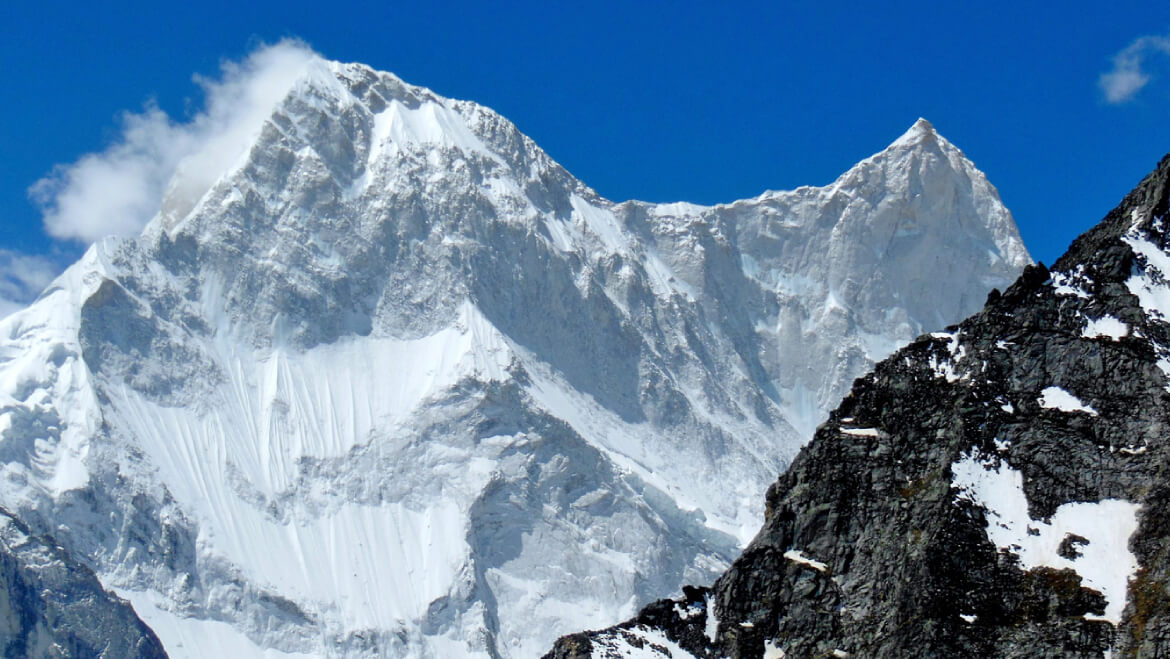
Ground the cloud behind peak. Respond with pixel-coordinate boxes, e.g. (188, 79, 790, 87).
(29, 39, 318, 244)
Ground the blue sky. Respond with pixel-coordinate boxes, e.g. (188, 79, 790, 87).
(3, 1, 1170, 312)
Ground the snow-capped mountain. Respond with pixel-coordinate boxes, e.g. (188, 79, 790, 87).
(548, 155, 1170, 657)
(0, 56, 1027, 657)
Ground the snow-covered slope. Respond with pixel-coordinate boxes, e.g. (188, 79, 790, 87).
(0, 57, 1028, 657)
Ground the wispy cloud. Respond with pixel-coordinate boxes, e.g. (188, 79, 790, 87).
(0, 250, 63, 319)
(1100, 33, 1170, 104)
(29, 39, 319, 244)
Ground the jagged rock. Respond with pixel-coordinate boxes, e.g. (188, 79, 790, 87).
(546, 156, 1170, 657)
(0, 507, 165, 658)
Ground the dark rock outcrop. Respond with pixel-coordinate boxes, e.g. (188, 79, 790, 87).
(0, 507, 165, 658)
(547, 156, 1170, 658)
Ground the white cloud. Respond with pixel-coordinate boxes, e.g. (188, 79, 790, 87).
(0, 250, 63, 319)
(1100, 67, 1150, 104)
(1100, 33, 1170, 104)
(29, 39, 319, 244)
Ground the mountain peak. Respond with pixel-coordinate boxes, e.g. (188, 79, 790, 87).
(887, 116, 942, 151)
(910, 116, 936, 133)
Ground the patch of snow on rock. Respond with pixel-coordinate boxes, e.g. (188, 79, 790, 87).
(783, 548, 828, 572)
(951, 451, 1141, 624)
(763, 639, 786, 658)
(1051, 271, 1091, 299)
(704, 594, 719, 643)
(1082, 315, 1129, 341)
(589, 626, 698, 659)
(839, 427, 881, 437)
(673, 601, 703, 620)
(1123, 234, 1170, 320)
(1038, 386, 1098, 416)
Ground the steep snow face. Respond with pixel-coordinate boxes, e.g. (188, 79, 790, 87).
(0, 58, 1028, 657)
(675, 117, 1030, 436)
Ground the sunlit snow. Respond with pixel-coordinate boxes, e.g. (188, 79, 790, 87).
(1038, 386, 1098, 416)
(951, 451, 1140, 624)
(783, 548, 828, 572)
(1082, 315, 1129, 341)
(588, 626, 698, 658)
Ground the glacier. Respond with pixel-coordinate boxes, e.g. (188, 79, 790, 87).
(0, 55, 1028, 657)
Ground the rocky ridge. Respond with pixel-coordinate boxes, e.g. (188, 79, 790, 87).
(546, 155, 1170, 657)
(0, 507, 165, 658)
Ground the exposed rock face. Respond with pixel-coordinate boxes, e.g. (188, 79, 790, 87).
(547, 156, 1170, 658)
(0, 56, 1026, 657)
(0, 507, 165, 658)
